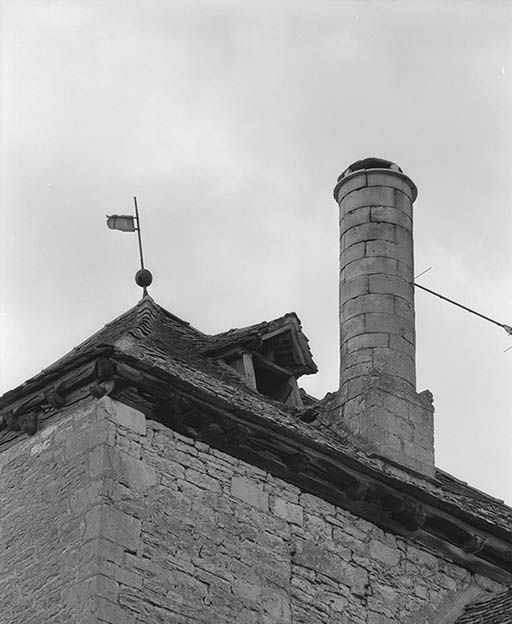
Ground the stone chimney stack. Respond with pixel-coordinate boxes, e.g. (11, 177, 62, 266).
(333, 158, 435, 477)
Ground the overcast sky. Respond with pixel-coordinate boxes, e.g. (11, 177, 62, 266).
(1, 0, 511, 503)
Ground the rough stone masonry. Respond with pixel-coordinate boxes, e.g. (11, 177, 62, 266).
(0, 397, 504, 624)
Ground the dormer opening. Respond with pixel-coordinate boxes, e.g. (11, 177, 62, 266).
(206, 313, 317, 409)
(252, 353, 302, 406)
(223, 351, 303, 407)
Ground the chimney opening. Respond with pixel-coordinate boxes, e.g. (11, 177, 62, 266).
(337, 157, 403, 183)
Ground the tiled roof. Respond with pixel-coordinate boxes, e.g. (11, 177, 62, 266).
(0, 296, 313, 420)
(1, 296, 512, 547)
(0, 296, 317, 413)
(455, 588, 512, 623)
(434, 471, 512, 540)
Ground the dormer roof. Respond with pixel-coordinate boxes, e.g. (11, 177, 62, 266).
(206, 312, 317, 378)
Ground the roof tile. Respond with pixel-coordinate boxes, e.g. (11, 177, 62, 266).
(455, 588, 512, 623)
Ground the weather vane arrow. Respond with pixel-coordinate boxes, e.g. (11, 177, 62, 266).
(106, 196, 153, 296)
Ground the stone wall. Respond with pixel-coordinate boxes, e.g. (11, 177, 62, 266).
(0, 400, 116, 623)
(0, 398, 505, 623)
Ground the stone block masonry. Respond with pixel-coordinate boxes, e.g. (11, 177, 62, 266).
(0, 399, 117, 623)
(1, 397, 499, 623)
(337, 174, 416, 392)
(333, 160, 436, 476)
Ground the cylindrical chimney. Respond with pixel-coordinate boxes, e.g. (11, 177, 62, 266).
(334, 157, 417, 396)
(332, 158, 434, 477)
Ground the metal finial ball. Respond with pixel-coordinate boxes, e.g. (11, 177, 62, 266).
(135, 269, 153, 288)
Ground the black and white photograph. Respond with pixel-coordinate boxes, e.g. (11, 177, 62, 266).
(1, 1, 511, 622)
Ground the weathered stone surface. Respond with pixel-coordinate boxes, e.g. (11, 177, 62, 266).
(96, 574, 120, 602)
(89, 444, 112, 478)
(372, 348, 415, 384)
(0, 398, 501, 624)
(370, 539, 401, 567)
(371, 205, 412, 229)
(231, 477, 269, 511)
(342, 222, 396, 249)
(96, 597, 137, 624)
(346, 332, 389, 353)
(365, 312, 414, 343)
(70, 481, 103, 515)
(84, 504, 141, 552)
(365, 172, 416, 200)
(339, 275, 369, 305)
(340, 241, 366, 265)
(366, 239, 412, 265)
(343, 256, 398, 282)
(334, 171, 367, 202)
(339, 206, 371, 232)
(186, 467, 221, 492)
(0, 402, 110, 623)
(339, 313, 366, 343)
(369, 274, 413, 300)
(341, 186, 396, 212)
(343, 293, 395, 319)
(342, 348, 373, 370)
(102, 560, 143, 589)
(112, 449, 157, 494)
(397, 258, 414, 281)
(101, 397, 146, 436)
(292, 540, 351, 584)
(394, 296, 415, 320)
(272, 497, 304, 526)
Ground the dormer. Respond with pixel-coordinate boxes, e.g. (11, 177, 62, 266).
(205, 313, 317, 407)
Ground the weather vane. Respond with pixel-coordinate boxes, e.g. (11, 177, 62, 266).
(106, 197, 153, 296)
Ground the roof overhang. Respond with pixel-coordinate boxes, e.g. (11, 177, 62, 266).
(1, 349, 512, 585)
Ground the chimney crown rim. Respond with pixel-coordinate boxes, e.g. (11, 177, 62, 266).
(333, 166, 418, 203)
(341, 157, 402, 176)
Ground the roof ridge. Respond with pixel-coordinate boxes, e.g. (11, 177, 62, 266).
(129, 296, 159, 340)
(150, 300, 212, 338)
(210, 312, 302, 339)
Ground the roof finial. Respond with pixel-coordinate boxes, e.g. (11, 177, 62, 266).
(106, 196, 153, 297)
(133, 196, 153, 296)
